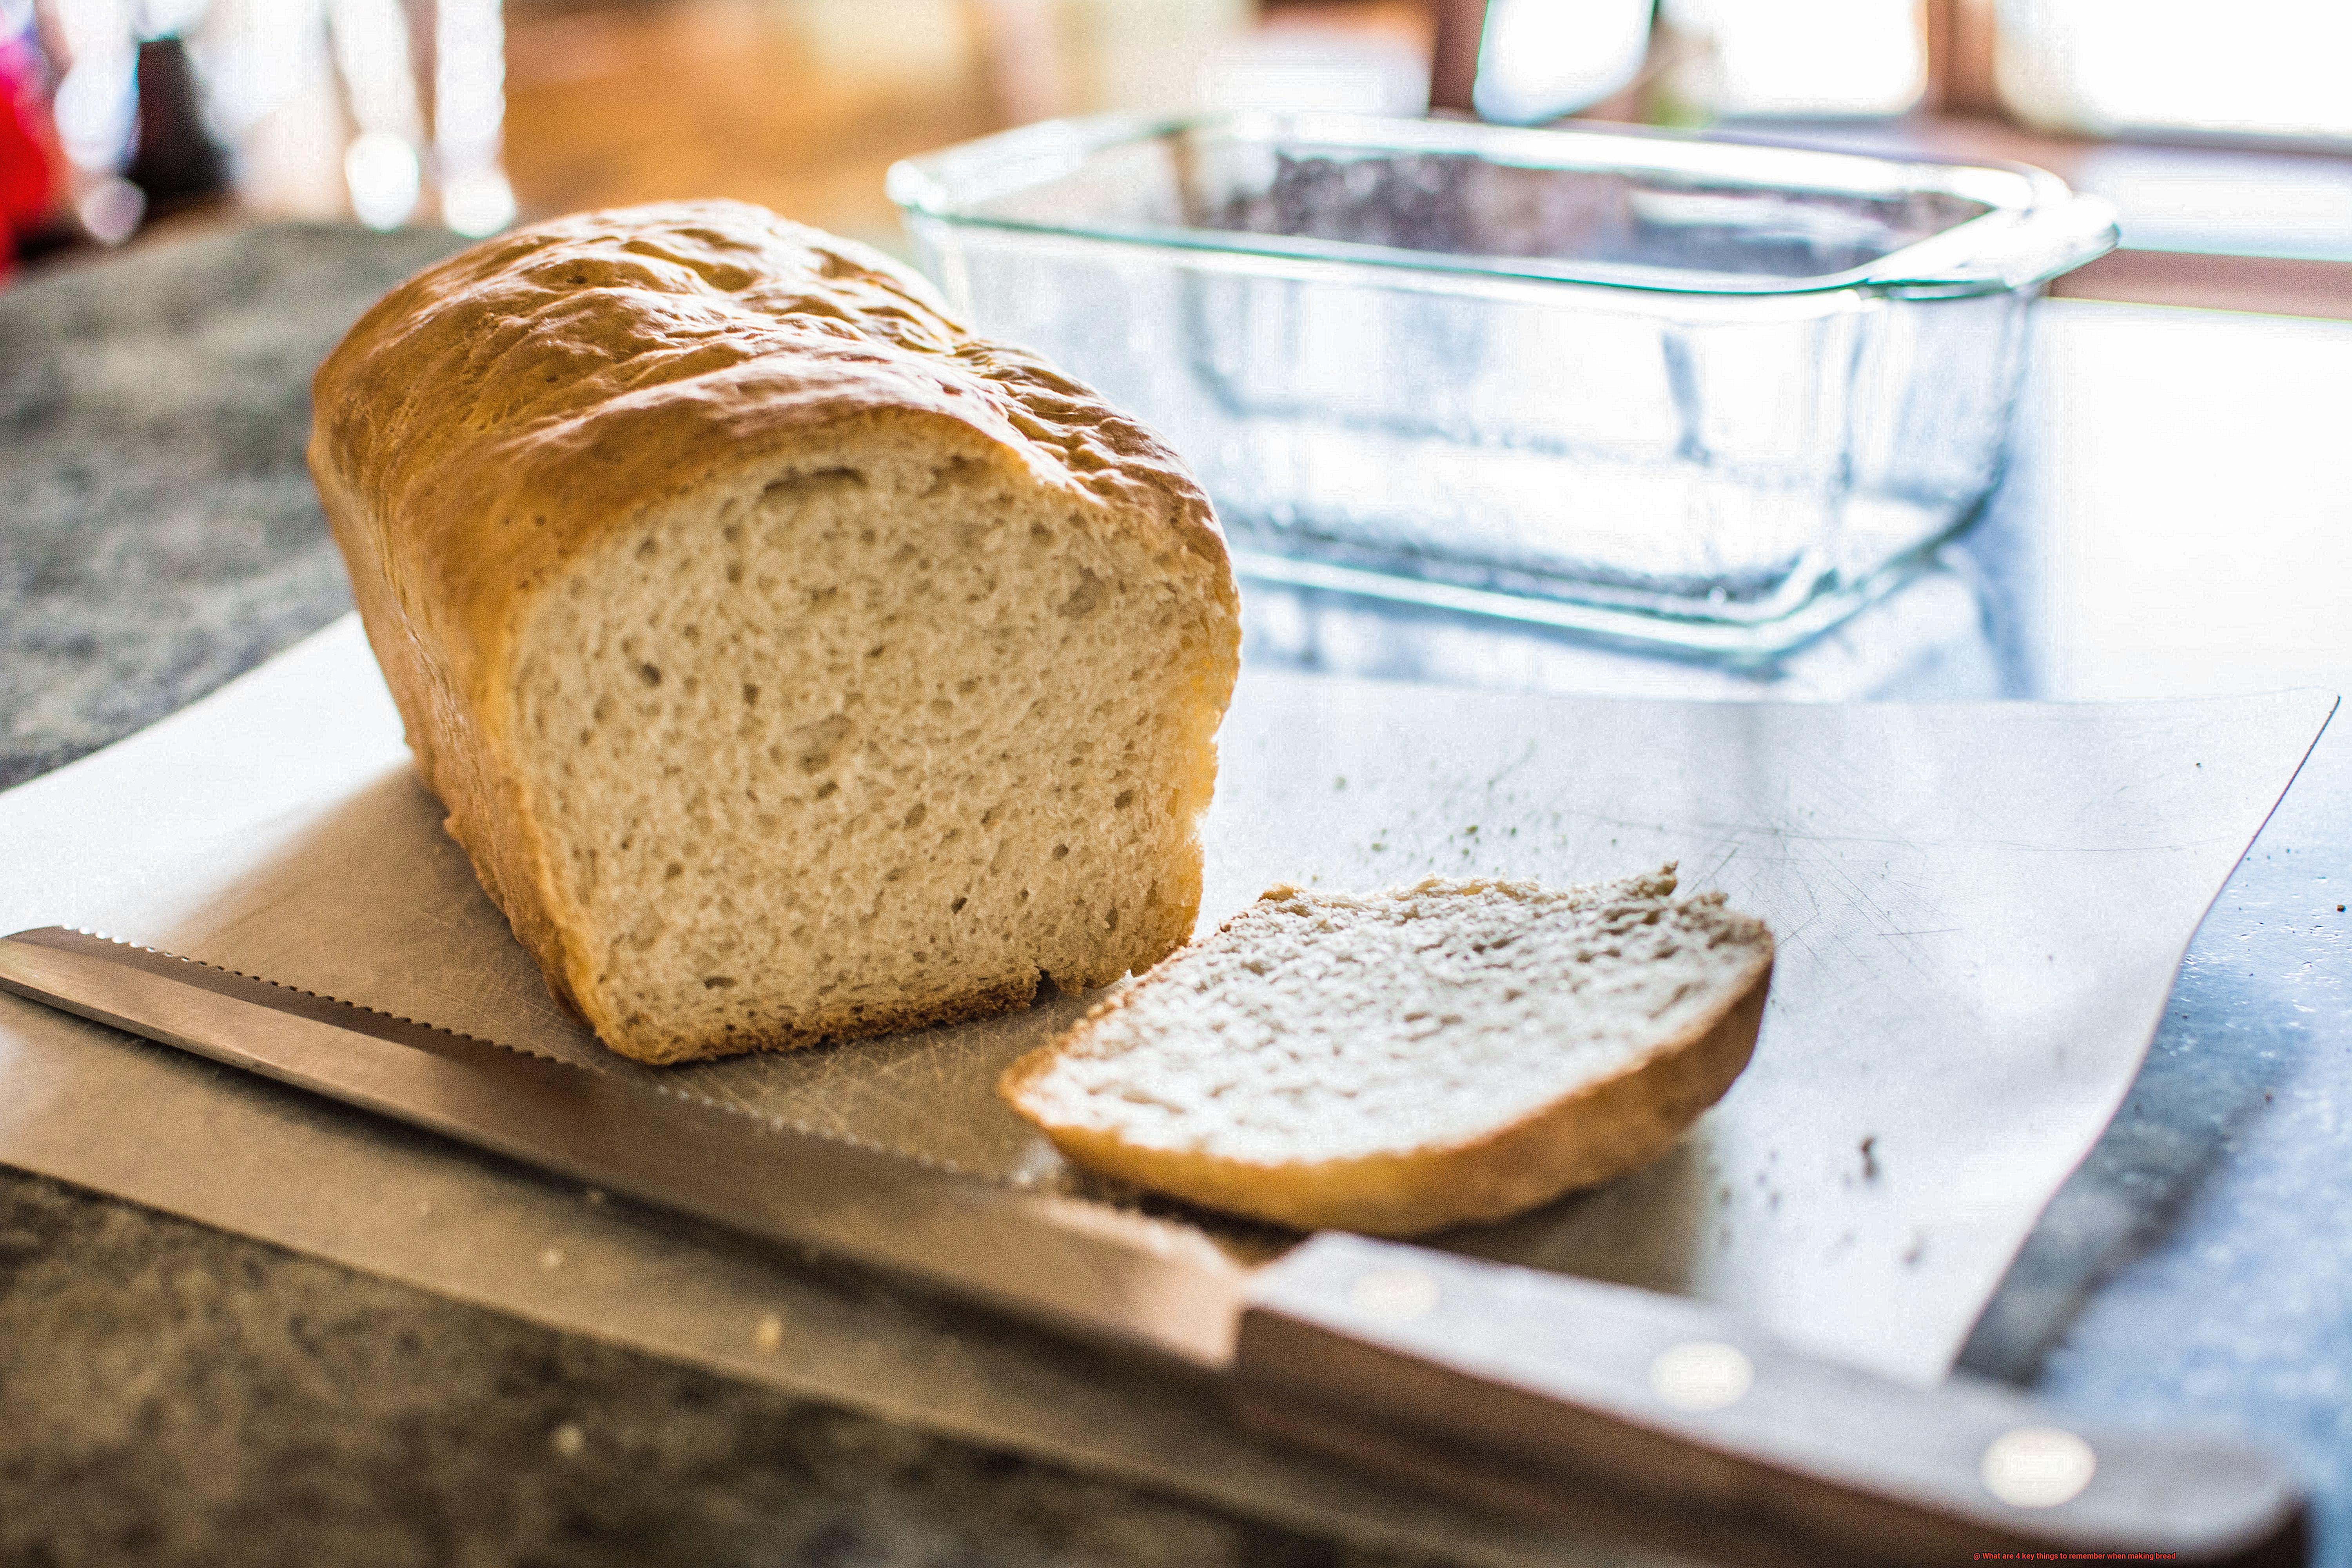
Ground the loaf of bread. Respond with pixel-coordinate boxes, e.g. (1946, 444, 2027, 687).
(309, 201, 1241, 1064)
(1002, 869, 1773, 1235)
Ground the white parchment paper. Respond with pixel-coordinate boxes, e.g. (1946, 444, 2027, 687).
(0, 618, 2328, 1566)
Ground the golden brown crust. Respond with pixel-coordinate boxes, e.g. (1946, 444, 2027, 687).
(309, 201, 1237, 1053)
(1001, 930, 1771, 1238)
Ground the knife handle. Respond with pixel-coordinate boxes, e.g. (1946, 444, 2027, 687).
(1233, 1234, 2306, 1567)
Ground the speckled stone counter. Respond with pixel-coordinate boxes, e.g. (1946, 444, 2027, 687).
(5, 222, 2351, 1567)
(0, 225, 1428, 1568)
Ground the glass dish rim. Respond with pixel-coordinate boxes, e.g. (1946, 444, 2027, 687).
(887, 109, 2117, 301)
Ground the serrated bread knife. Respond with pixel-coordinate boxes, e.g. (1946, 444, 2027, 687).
(0, 926, 2304, 1565)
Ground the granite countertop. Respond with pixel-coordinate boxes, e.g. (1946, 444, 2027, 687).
(6, 221, 2351, 1566)
(0, 225, 1428, 1568)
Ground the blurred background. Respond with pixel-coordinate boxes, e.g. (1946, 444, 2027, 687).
(0, 0, 2345, 314)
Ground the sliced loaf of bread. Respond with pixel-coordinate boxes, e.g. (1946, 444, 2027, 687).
(310, 201, 1241, 1063)
(1000, 867, 1773, 1236)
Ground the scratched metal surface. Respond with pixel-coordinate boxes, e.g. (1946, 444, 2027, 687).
(0, 615, 2326, 1403)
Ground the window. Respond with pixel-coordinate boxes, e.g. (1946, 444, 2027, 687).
(1658, 0, 1925, 120)
(1993, 0, 2352, 143)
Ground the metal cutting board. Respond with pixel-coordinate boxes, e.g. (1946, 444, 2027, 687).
(0, 615, 2329, 1566)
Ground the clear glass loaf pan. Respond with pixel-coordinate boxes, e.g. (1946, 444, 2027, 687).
(888, 113, 2116, 657)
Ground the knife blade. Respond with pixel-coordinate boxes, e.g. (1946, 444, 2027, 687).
(0, 926, 2307, 1566)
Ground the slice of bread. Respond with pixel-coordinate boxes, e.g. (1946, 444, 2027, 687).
(310, 201, 1241, 1063)
(1000, 867, 1773, 1236)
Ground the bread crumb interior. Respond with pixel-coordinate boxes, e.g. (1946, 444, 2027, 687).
(510, 438, 1222, 1061)
(1019, 869, 1771, 1163)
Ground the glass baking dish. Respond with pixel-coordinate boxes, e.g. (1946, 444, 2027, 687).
(888, 112, 2116, 656)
